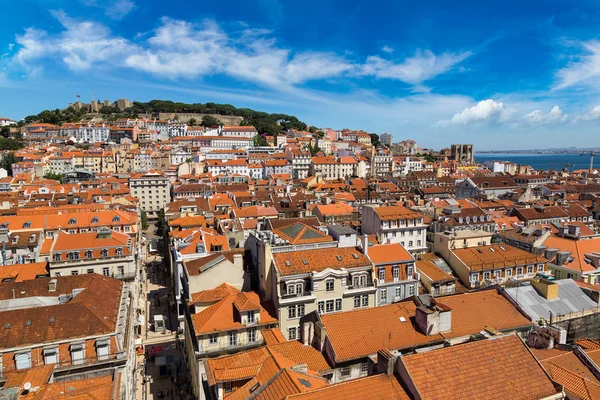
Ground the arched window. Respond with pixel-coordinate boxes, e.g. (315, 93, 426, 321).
(101, 249, 108, 258)
(22, 221, 32, 229)
(112, 216, 120, 223)
(68, 218, 77, 225)
(85, 250, 93, 258)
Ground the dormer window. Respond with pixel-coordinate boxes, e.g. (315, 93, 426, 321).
(22, 221, 31, 229)
(247, 311, 256, 323)
(91, 217, 99, 224)
(53, 253, 61, 262)
(68, 252, 80, 260)
(112, 216, 120, 223)
(116, 248, 123, 257)
(11, 236, 18, 244)
(101, 249, 108, 258)
(85, 250, 93, 258)
(68, 218, 77, 225)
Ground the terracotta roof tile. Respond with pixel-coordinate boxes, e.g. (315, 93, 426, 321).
(401, 334, 560, 400)
(272, 247, 371, 276)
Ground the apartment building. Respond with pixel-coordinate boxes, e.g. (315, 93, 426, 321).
(0, 274, 137, 398)
(286, 149, 311, 179)
(129, 170, 171, 213)
(221, 125, 258, 138)
(270, 246, 375, 340)
(367, 243, 419, 305)
(311, 156, 340, 180)
(184, 283, 278, 399)
(448, 244, 548, 289)
(47, 229, 136, 279)
(361, 205, 428, 254)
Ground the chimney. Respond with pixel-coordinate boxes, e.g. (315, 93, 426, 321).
(544, 248, 558, 262)
(291, 364, 308, 374)
(232, 253, 243, 269)
(48, 279, 57, 292)
(584, 253, 600, 269)
(555, 251, 571, 266)
(361, 234, 369, 256)
(415, 300, 452, 336)
(531, 278, 559, 300)
(376, 349, 396, 376)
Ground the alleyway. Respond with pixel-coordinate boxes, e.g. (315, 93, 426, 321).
(135, 226, 192, 400)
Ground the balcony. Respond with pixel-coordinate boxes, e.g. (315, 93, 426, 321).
(345, 283, 376, 294)
(198, 339, 263, 355)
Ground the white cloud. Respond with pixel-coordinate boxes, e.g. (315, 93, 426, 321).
(522, 106, 569, 125)
(381, 45, 394, 53)
(79, 0, 135, 19)
(555, 40, 600, 89)
(361, 50, 472, 86)
(11, 13, 470, 91)
(435, 99, 516, 126)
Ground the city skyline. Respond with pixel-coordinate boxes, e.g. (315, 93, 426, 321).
(2, 0, 600, 149)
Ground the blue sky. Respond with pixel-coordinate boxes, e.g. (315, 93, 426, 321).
(2, 0, 600, 149)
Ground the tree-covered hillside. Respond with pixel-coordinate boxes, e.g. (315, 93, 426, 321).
(24, 100, 307, 136)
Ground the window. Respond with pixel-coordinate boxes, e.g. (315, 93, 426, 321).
(101, 249, 108, 258)
(116, 248, 123, 257)
(494, 270, 501, 278)
(335, 299, 342, 311)
(471, 273, 478, 283)
(102, 267, 110, 276)
(53, 253, 61, 262)
(409, 241, 413, 247)
(555, 270, 561, 279)
(325, 300, 334, 313)
(527, 265, 534, 274)
(483, 271, 491, 280)
(380, 289, 387, 302)
(516, 267, 523, 275)
(43, 347, 58, 365)
(209, 334, 218, 344)
(417, 240, 422, 247)
(68, 252, 79, 260)
(352, 276, 360, 287)
(15, 351, 31, 370)
(248, 328, 257, 343)
(361, 295, 368, 307)
(96, 340, 109, 361)
(326, 279, 334, 292)
(71, 270, 78, 276)
(537, 264, 545, 272)
(247, 311, 256, 323)
(224, 382, 232, 394)
(87, 269, 94, 274)
(71, 344, 85, 365)
(340, 367, 350, 378)
(22, 221, 31, 229)
(228, 331, 237, 346)
(288, 327, 297, 340)
(297, 304, 305, 317)
(393, 267, 399, 281)
(287, 284, 296, 295)
(360, 362, 369, 374)
(68, 218, 77, 225)
(354, 296, 361, 308)
(408, 285, 415, 296)
(288, 306, 296, 319)
(378, 268, 385, 281)
(407, 265, 413, 277)
(318, 301, 324, 314)
(505, 269, 512, 277)
(395, 287, 402, 298)
(567, 273, 574, 279)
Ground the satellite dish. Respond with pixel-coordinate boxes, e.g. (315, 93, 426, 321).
(24, 382, 32, 391)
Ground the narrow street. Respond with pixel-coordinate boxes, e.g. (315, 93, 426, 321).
(135, 225, 191, 400)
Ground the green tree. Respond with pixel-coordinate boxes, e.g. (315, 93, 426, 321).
(140, 210, 149, 231)
(43, 172, 63, 183)
(201, 115, 223, 127)
(308, 126, 317, 134)
(156, 209, 166, 234)
(188, 118, 197, 126)
(0, 138, 24, 151)
(0, 127, 10, 138)
(253, 134, 268, 147)
(316, 130, 325, 138)
(0, 152, 17, 175)
(369, 133, 380, 147)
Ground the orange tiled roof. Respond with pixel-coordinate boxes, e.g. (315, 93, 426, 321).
(287, 373, 409, 400)
(401, 334, 560, 400)
(0, 262, 49, 282)
(272, 247, 371, 276)
(368, 243, 414, 264)
(190, 283, 277, 335)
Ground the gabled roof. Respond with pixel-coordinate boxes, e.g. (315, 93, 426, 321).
(401, 334, 560, 400)
(273, 223, 333, 245)
(190, 283, 277, 335)
(286, 374, 409, 400)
